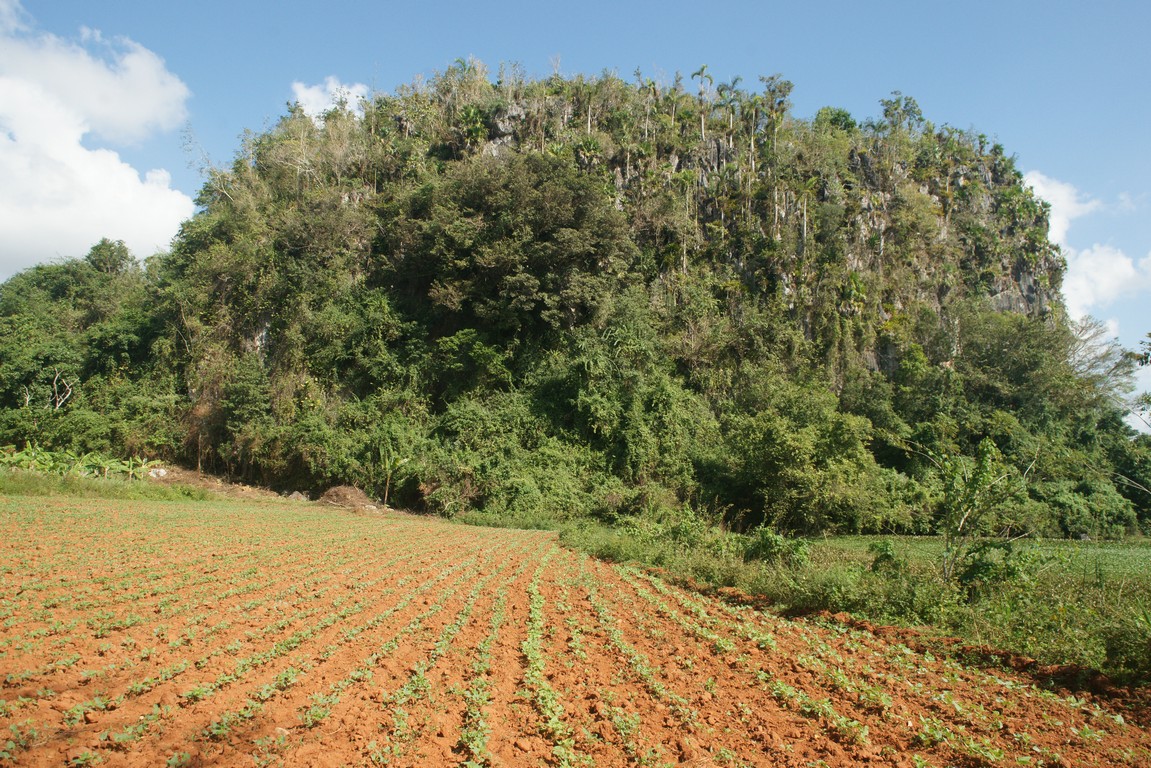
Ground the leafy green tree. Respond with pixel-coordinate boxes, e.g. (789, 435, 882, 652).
(716, 367, 888, 533)
(219, 353, 273, 477)
(384, 151, 638, 342)
(85, 238, 134, 274)
(931, 439, 1029, 581)
(878, 90, 924, 134)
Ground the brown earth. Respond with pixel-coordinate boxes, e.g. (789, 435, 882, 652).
(145, 466, 287, 501)
(317, 485, 378, 510)
(150, 467, 391, 515)
(1, 493, 1149, 767)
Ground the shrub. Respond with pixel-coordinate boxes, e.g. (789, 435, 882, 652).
(743, 526, 810, 567)
(1103, 605, 1151, 683)
(868, 539, 906, 575)
(784, 565, 866, 613)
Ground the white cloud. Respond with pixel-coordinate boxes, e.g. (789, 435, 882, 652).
(0, 0, 27, 34)
(0, 16, 189, 144)
(0, 1, 194, 278)
(1059, 245, 1151, 320)
(1025, 170, 1151, 321)
(1024, 170, 1101, 248)
(291, 76, 370, 119)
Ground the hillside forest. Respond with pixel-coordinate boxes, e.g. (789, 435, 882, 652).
(3, 61, 1150, 543)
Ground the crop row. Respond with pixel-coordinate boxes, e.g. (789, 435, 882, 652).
(4, 497, 1150, 767)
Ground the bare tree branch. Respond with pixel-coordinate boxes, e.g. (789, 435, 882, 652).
(51, 369, 73, 410)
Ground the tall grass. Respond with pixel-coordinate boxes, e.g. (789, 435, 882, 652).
(0, 468, 210, 501)
(558, 518, 1151, 683)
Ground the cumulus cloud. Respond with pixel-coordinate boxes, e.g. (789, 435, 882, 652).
(1025, 170, 1151, 321)
(1059, 245, 1151, 320)
(1024, 170, 1101, 248)
(0, 1, 194, 278)
(291, 76, 370, 119)
(0, 16, 189, 144)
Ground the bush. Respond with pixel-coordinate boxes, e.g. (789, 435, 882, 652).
(559, 522, 673, 568)
(782, 565, 866, 613)
(415, 392, 603, 520)
(743, 526, 810, 567)
(866, 569, 957, 625)
(953, 540, 1042, 600)
(1103, 606, 1151, 683)
(868, 539, 907, 574)
(1033, 479, 1139, 539)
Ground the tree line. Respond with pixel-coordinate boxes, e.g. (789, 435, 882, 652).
(2, 61, 1148, 538)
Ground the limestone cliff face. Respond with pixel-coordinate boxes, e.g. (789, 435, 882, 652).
(480, 96, 1064, 359)
(989, 251, 1062, 316)
(824, 139, 1062, 324)
(756, 128, 1065, 366)
(511, 106, 1058, 338)
(321, 81, 1066, 390)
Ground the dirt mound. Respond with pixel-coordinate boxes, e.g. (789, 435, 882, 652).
(149, 466, 395, 514)
(317, 484, 377, 509)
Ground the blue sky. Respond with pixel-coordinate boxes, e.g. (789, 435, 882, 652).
(2, 0, 1149, 395)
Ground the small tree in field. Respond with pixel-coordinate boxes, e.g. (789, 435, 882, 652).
(377, 445, 409, 510)
(933, 439, 1030, 582)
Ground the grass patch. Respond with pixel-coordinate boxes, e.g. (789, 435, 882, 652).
(455, 508, 561, 531)
(0, 468, 211, 501)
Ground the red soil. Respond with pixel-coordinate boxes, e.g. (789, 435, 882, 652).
(1, 494, 1148, 767)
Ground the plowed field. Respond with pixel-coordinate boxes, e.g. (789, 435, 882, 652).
(2, 495, 1149, 767)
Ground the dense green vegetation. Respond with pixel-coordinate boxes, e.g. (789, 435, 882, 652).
(4, 62, 1146, 535)
(2, 63, 1150, 672)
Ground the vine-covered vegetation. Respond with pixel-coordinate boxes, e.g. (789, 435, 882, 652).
(2, 61, 1149, 542)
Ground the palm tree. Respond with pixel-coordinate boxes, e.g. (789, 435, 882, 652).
(716, 76, 742, 148)
(691, 65, 714, 140)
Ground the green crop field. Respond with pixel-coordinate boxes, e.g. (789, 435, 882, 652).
(786, 536, 1151, 678)
(813, 535, 1151, 577)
